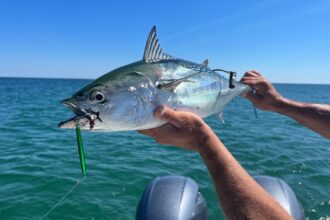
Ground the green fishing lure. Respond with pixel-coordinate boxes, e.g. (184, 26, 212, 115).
(75, 125, 86, 176)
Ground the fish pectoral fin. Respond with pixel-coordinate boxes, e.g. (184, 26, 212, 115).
(157, 78, 195, 91)
(157, 70, 203, 91)
(143, 26, 175, 63)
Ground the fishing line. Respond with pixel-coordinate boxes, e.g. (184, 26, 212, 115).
(39, 125, 87, 219)
(38, 178, 84, 220)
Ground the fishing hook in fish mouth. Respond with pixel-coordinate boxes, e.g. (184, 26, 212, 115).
(86, 111, 103, 130)
(60, 100, 103, 129)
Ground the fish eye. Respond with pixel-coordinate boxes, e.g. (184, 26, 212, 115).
(90, 90, 106, 103)
(96, 93, 104, 101)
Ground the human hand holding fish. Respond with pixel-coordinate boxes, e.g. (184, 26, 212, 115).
(241, 71, 330, 139)
(138, 106, 214, 151)
(240, 71, 284, 112)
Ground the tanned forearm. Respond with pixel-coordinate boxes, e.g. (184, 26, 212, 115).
(199, 132, 292, 220)
(241, 71, 330, 139)
(274, 98, 330, 139)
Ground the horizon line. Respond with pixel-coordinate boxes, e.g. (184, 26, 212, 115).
(0, 76, 329, 86)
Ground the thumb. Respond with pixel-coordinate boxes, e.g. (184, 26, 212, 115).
(154, 106, 182, 127)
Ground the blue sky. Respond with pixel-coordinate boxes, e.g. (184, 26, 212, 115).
(0, 0, 329, 84)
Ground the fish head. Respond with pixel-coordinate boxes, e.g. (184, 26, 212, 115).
(59, 63, 159, 131)
(58, 84, 111, 130)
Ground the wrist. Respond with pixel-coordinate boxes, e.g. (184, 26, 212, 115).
(197, 126, 222, 153)
(195, 123, 215, 152)
(271, 97, 294, 114)
(268, 96, 288, 113)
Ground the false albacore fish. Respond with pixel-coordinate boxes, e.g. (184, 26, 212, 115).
(59, 26, 251, 131)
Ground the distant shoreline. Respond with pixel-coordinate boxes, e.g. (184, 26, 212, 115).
(0, 76, 329, 86)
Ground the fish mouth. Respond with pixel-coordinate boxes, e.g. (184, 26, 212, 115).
(58, 99, 102, 129)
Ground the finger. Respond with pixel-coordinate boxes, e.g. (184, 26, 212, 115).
(154, 106, 182, 127)
(240, 78, 259, 86)
(248, 70, 262, 76)
(247, 71, 271, 84)
(240, 74, 262, 82)
(243, 71, 260, 78)
(241, 77, 267, 89)
(240, 76, 254, 83)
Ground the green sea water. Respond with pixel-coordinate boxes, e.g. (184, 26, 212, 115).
(0, 77, 329, 219)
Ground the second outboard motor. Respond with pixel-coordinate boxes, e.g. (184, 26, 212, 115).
(253, 175, 305, 220)
(136, 176, 207, 220)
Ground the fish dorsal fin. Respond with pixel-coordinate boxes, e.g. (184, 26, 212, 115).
(202, 59, 208, 66)
(143, 26, 175, 63)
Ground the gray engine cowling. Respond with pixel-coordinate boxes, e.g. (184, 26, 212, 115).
(253, 175, 305, 220)
(136, 176, 207, 220)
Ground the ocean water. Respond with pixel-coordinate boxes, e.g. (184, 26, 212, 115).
(0, 77, 329, 220)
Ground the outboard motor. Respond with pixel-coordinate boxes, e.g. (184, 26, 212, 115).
(136, 176, 207, 220)
(253, 175, 305, 220)
(136, 175, 305, 220)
